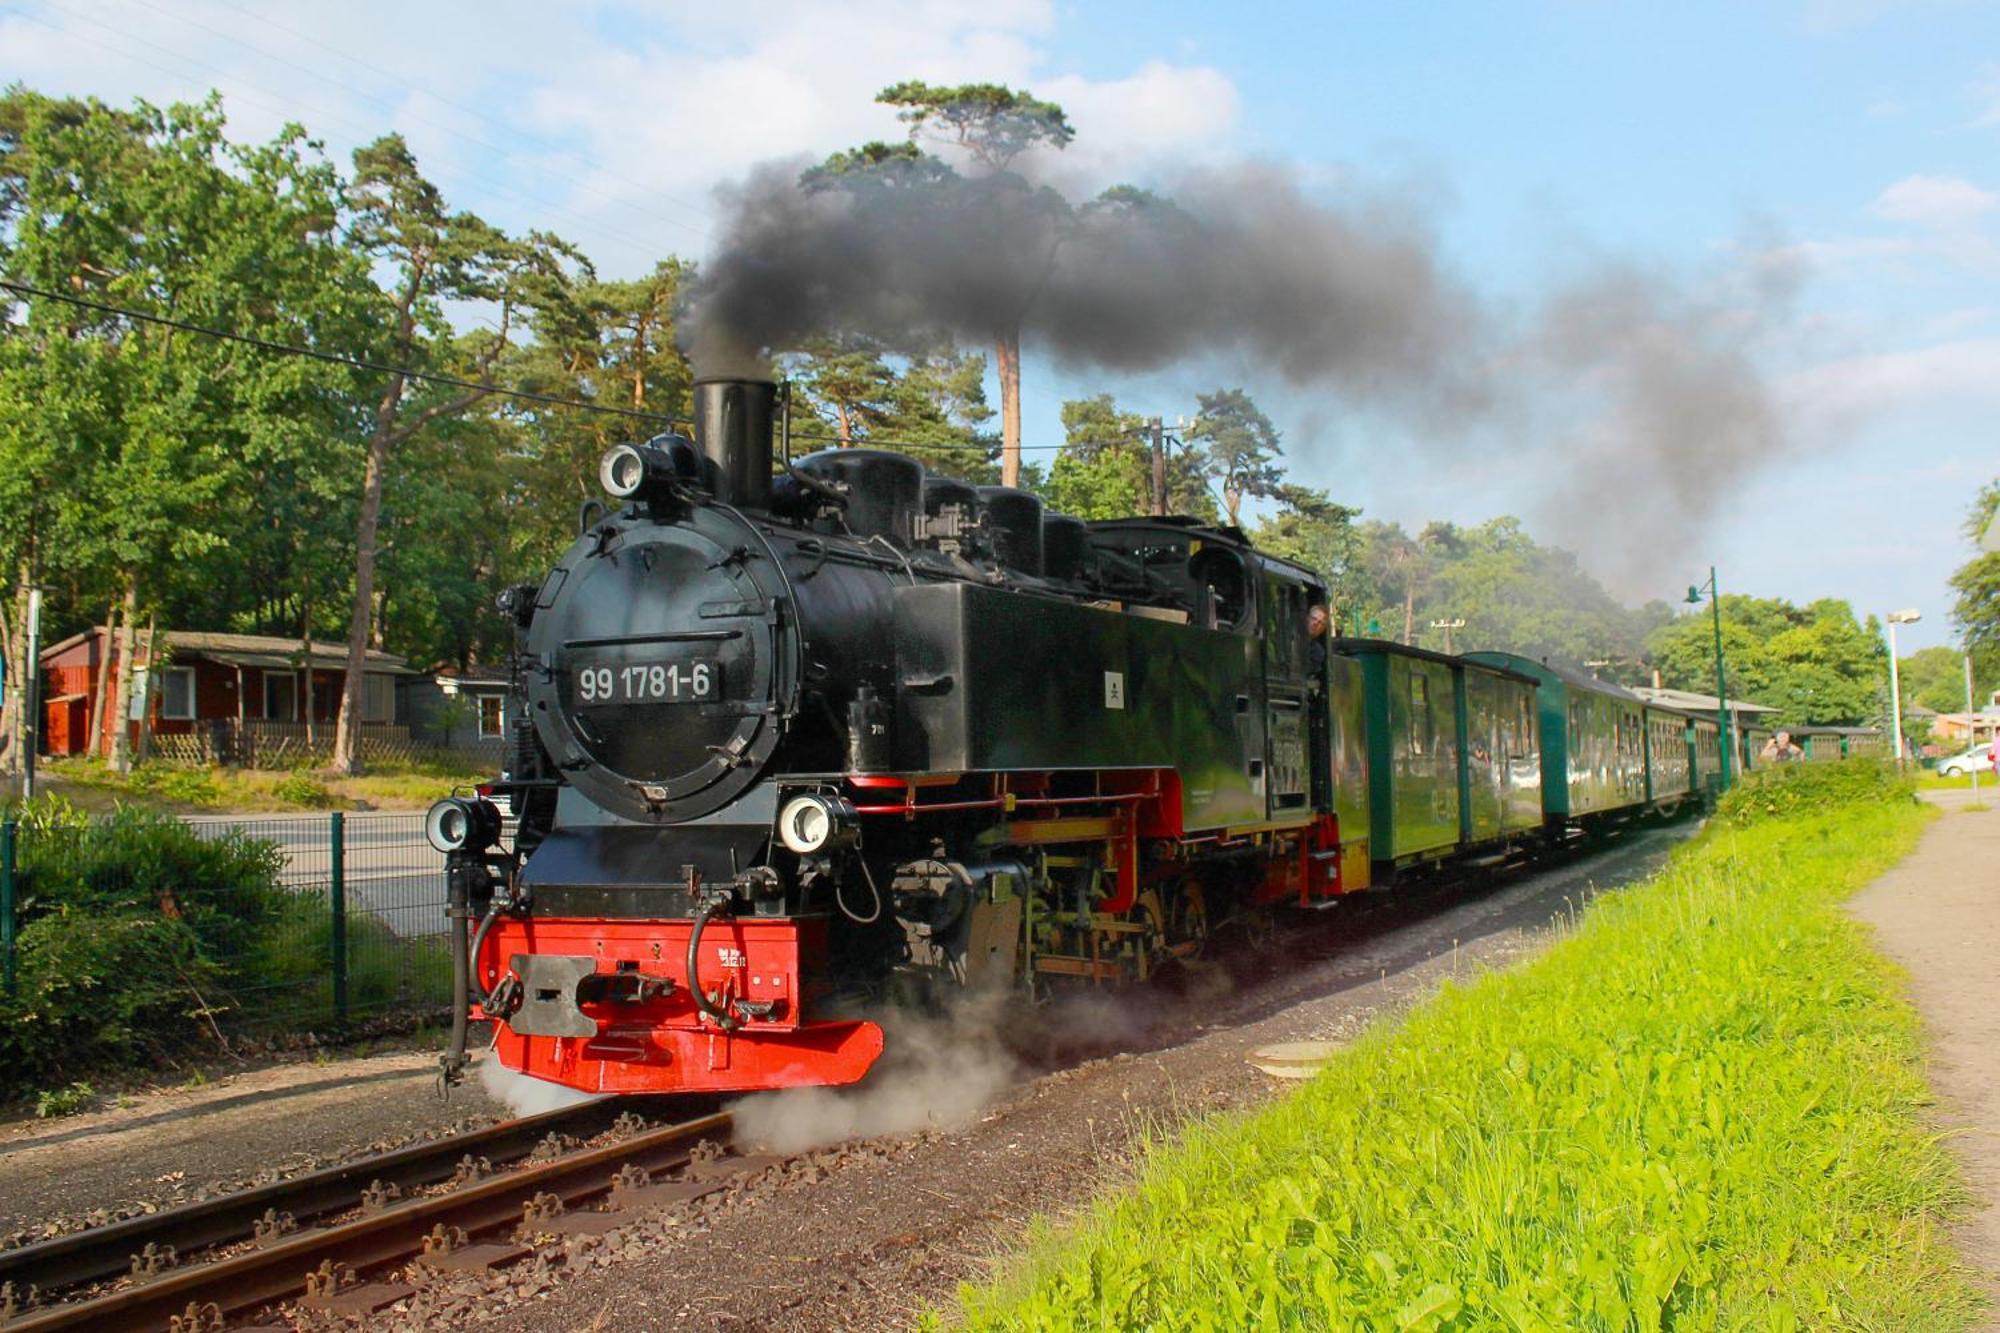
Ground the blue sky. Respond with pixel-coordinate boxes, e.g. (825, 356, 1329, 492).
(5, 0, 1996, 651)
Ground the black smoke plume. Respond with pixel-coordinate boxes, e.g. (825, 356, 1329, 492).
(681, 155, 1802, 567)
(681, 159, 1485, 419)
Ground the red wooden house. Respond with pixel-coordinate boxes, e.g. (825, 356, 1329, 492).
(40, 629, 414, 759)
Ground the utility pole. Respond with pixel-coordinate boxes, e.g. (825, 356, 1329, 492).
(1429, 618, 1465, 655)
(1149, 417, 1167, 517)
(1968, 651, 1982, 803)
(1686, 569, 1732, 793)
(1885, 609, 1921, 765)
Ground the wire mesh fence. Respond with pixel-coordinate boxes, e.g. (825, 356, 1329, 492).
(0, 809, 451, 1045)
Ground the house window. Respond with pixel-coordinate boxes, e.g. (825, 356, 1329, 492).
(264, 673, 296, 721)
(364, 673, 395, 724)
(159, 666, 197, 721)
(478, 694, 505, 739)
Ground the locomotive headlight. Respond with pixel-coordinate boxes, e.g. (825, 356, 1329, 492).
(600, 443, 652, 498)
(599, 436, 695, 504)
(426, 796, 502, 854)
(777, 792, 857, 855)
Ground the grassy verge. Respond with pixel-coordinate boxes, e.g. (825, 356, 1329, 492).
(1918, 772, 1993, 792)
(30, 756, 489, 813)
(952, 768, 1982, 1330)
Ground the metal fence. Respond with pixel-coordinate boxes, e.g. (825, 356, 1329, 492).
(0, 810, 451, 1033)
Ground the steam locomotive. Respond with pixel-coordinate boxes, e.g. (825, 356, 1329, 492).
(431, 377, 1783, 1097)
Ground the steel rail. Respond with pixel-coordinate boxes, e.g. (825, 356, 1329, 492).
(0, 1100, 619, 1296)
(4, 1110, 732, 1332)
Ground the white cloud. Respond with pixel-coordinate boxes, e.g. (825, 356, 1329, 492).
(1870, 174, 2000, 229)
(0, 0, 1241, 277)
(1780, 337, 2000, 431)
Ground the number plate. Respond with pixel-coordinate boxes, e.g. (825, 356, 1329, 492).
(574, 658, 721, 704)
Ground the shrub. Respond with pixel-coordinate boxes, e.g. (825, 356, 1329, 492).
(0, 798, 289, 1083)
(35, 1082, 95, 1118)
(271, 772, 334, 809)
(1716, 755, 1915, 826)
(126, 763, 223, 808)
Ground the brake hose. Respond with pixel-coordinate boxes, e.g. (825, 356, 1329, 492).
(687, 892, 742, 1032)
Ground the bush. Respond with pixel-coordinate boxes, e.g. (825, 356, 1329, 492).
(0, 797, 290, 1083)
(35, 1082, 94, 1118)
(1716, 756, 1916, 826)
(125, 763, 223, 807)
(271, 772, 334, 809)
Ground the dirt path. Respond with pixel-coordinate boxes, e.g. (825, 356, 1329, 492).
(1850, 791, 2000, 1316)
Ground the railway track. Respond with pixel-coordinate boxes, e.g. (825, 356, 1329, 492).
(0, 1102, 759, 1331)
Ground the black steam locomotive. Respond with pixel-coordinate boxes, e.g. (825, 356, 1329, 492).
(433, 377, 1345, 1095)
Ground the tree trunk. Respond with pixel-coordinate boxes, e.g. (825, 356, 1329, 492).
(331, 429, 389, 775)
(835, 399, 853, 446)
(108, 579, 139, 774)
(134, 611, 158, 764)
(0, 572, 23, 772)
(88, 599, 118, 758)
(301, 599, 315, 748)
(1402, 588, 1415, 646)
(996, 327, 1022, 488)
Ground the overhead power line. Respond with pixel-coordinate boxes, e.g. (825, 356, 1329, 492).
(0, 277, 688, 428)
(0, 280, 1072, 455)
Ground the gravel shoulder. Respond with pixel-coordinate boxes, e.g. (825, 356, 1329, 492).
(1849, 791, 2000, 1315)
(483, 825, 1689, 1333)
(0, 1045, 507, 1246)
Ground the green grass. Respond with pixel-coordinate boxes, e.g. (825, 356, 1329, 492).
(32, 756, 488, 813)
(951, 783, 1982, 1330)
(1919, 772, 1994, 792)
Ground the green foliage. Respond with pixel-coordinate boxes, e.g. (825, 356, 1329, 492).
(876, 80, 1075, 170)
(35, 1081, 94, 1118)
(1337, 516, 1663, 666)
(953, 797, 1977, 1330)
(1190, 388, 1284, 526)
(0, 798, 291, 1080)
(125, 763, 222, 808)
(1900, 645, 1990, 715)
(1042, 395, 1211, 521)
(1716, 756, 1915, 826)
(779, 335, 997, 479)
(271, 772, 333, 809)
(1949, 481, 2000, 687)
(1651, 595, 1886, 725)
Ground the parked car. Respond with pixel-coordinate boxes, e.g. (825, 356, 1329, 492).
(1937, 746, 1996, 777)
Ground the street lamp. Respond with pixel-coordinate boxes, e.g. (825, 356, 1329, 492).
(1885, 609, 1921, 764)
(1685, 568, 1733, 793)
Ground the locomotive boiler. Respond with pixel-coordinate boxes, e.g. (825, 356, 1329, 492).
(433, 377, 1352, 1097)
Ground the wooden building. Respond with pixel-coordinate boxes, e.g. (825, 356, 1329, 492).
(40, 629, 414, 760)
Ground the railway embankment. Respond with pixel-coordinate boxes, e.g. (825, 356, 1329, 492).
(954, 763, 1988, 1330)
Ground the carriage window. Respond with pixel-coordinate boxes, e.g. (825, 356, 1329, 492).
(1409, 674, 1430, 757)
(1190, 546, 1252, 633)
(1263, 576, 1308, 678)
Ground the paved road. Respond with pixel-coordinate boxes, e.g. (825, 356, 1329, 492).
(182, 812, 446, 938)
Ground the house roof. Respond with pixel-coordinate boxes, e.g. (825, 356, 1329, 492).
(1631, 686, 1780, 716)
(41, 629, 412, 673)
(435, 667, 511, 689)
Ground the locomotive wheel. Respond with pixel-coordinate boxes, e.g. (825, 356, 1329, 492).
(1133, 889, 1170, 982)
(1169, 881, 1210, 959)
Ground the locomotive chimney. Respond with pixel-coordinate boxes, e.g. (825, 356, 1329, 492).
(694, 377, 776, 508)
